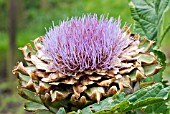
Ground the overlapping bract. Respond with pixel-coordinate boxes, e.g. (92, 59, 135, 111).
(13, 14, 162, 112)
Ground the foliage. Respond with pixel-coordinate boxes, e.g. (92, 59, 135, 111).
(72, 83, 170, 114)
(67, 0, 170, 113)
(0, 0, 168, 114)
(23, 83, 170, 113)
(20, 0, 170, 113)
(14, 16, 163, 113)
(129, 0, 170, 48)
(0, 1, 134, 114)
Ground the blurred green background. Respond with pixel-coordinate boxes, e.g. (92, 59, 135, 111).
(0, 0, 169, 113)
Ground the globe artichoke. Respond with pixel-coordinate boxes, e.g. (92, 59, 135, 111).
(13, 14, 162, 113)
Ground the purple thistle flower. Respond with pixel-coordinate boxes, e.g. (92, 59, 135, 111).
(13, 13, 162, 110)
(42, 14, 132, 75)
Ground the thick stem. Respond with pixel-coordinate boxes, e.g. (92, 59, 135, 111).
(160, 23, 170, 45)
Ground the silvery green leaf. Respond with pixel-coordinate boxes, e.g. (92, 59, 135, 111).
(144, 101, 169, 114)
(129, 0, 170, 47)
(73, 83, 170, 113)
(56, 107, 66, 114)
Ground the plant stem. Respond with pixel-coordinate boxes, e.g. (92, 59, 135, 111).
(159, 23, 170, 48)
(162, 23, 170, 40)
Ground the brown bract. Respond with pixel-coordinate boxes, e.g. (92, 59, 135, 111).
(12, 31, 162, 111)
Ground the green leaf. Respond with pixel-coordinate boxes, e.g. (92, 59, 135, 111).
(81, 106, 94, 114)
(24, 101, 48, 111)
(123, 83, 170, 111)
(56, 107, 66, 114)
(153, 49, 166, 69)
(35, 110, 53, 114)
(75, 83, 170, 113)
(68, 110, 83, 114)
(129, 0, 170, 47)
(83, 93, 127, 113)
(161, 23, 170, 44)
(144, 101, 169, 113)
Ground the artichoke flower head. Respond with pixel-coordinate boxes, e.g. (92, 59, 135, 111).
(13, 14, 162, 112)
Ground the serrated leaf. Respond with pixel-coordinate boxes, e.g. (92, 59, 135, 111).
(153, 49, 166, 70)
(110, 100, 129, 112)
(24, 101, 47, 111)
(129, 0, 170, 46)
(122, 83, 170, 112)
(68, 110, 82, 114)
(35, 110, 53, 114)
(75, 83, 170, 114)
(81, 106, 94, 114)
(83, 92, 127, 113)
(144, 101, 169, 113)
(128, 83, 170, 101)
(56, 107, 66, 114)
